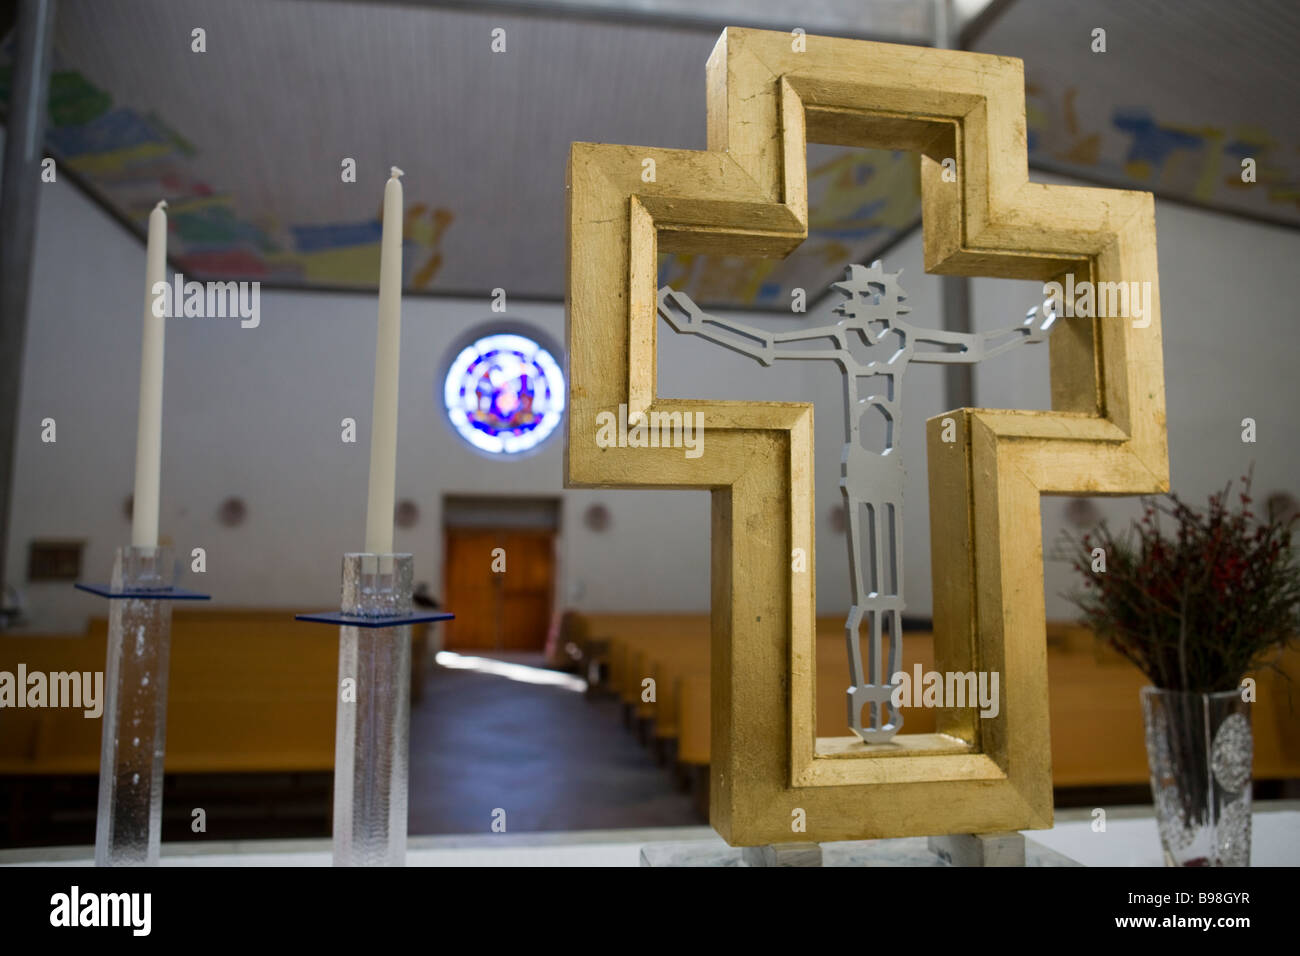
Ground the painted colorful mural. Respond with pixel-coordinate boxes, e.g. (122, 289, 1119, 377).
(659, 147, 922, 309)
(0, 54, 454, 292)
(1025, 82, 1299, 221)
(4, 1, 1295, 313)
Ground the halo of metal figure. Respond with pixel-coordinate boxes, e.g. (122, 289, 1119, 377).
(658, 261, 1056, 743)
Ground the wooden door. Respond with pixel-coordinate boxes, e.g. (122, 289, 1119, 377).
(443, 527, 555, 652)
(443, 530, 500, 650)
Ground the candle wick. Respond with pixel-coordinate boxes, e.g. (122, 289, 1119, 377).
(155, 199, 168, 211)
(389, 166, 404, 180)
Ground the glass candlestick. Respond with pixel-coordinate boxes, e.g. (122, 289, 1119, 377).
(94, 546, 177, 867)
(295, 555, 451, 867)
(334, 552, 413, 867)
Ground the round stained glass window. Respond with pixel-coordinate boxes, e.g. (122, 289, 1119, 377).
(443, 332, 565, 455)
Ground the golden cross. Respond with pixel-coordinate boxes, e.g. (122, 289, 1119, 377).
(565, 27, 1168, 845)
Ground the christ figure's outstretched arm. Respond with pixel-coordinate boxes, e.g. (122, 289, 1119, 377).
(658, 287, 857, 367)
(907, 302, 1057, 364)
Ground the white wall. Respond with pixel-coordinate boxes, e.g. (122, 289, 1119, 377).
(7, 168, 1299, 633)
(7, 175, 722, 631)
(965, 174, 1300, 619)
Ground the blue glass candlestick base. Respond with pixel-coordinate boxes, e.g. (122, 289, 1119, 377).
(79, 546, 208, 866)
(296, 553, 453, 866)
(295, 610, 452, 628)
(74, 582, 210, 600)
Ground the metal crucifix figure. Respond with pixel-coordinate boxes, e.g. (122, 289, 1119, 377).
(658, 261, 1056, 744)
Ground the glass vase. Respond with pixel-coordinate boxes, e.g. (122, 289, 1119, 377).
(1140, 687, 1252, 866)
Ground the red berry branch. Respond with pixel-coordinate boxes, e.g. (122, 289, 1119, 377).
(1064, 468, 1299, 692)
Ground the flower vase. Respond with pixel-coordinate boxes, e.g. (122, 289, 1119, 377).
(1140, 687, 1252, 866)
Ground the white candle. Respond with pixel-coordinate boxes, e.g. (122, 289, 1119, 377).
(364, 168, 404, 554)
(131, 200, 168, 548)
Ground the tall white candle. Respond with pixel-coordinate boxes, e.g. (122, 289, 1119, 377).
(364, 168, 404, 554)
(131, 200, 168, 548)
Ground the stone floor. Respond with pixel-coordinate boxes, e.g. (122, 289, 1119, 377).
(408, 661, 700, 835)
(0, 657, 700, 848)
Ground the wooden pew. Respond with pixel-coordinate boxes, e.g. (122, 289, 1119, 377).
(647, 640, 709, 743)
(633, 632, 709, 754)
(676, 671, 711, 767)
(581, 612, 709, 709)
(1, 610, 339, 775)
(1046, 625, 1300, 785)
(579, 613, 1300, 795)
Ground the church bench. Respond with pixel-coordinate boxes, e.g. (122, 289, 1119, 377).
(632, 634, 709, 754)
(1, 610, 340, 776)
(670, 630, 937, 765)
(1046, 628, 1300, 786)
(576, 614, 1300, 790)
(580, 614, 709, 692)
(628, 631, 708, 707)
(645, 642, 709, 740)
(608, 632, 709, 745)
